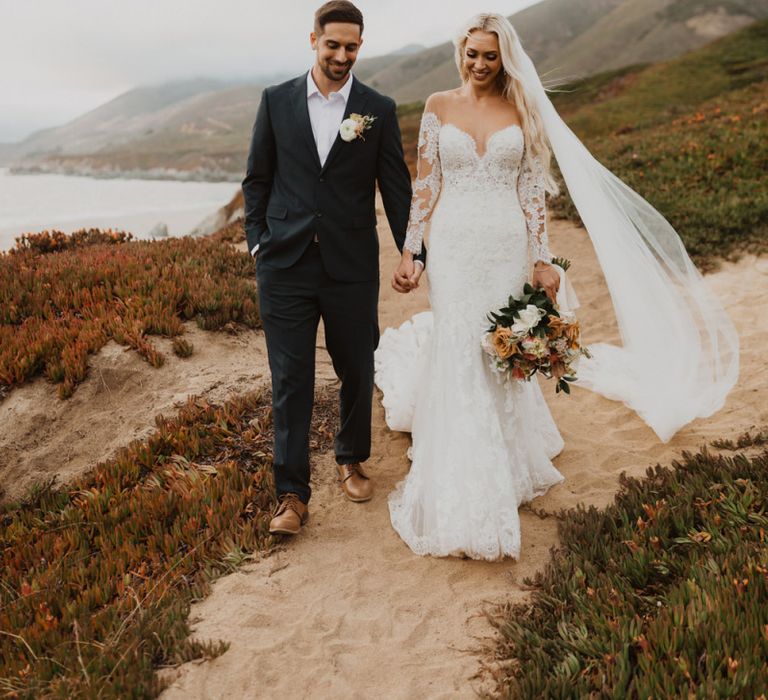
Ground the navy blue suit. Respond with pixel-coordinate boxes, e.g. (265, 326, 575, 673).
(243, 72, 425, 503)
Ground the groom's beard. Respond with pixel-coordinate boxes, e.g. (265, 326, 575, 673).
(321, 60, 352, 82)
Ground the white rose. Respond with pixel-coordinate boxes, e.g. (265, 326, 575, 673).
(339, 119, 358, 142)
(510, 304, 545, 335)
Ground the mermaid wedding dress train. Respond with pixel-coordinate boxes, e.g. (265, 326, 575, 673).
(374, 110, 566, 561)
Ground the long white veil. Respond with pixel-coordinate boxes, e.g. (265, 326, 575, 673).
(510, 27, 739, 442)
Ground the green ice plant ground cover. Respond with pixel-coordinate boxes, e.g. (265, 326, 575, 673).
(489, 433, 768, 698)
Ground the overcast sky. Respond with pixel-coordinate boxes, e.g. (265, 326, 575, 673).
(0, 0, 542, 143)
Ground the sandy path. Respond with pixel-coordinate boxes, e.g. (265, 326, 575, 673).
(159, 214, 767, 699)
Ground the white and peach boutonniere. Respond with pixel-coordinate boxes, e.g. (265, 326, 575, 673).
(339, 113, 377, 142)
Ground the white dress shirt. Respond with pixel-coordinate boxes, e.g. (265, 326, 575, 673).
(250, 70, 351, 257)
(306, 68, 354, 166)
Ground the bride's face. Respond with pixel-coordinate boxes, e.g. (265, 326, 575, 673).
(463, 31, 502, 87)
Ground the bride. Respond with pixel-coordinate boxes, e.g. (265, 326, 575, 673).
(374, 13, 739, 561)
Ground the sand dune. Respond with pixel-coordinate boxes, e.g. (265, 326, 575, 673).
(158, 216, 766, 698)
(0, 323, 269, 501)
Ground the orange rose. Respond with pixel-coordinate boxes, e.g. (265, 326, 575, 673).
(492, 327, 518, 360)
(565, 320, 581, 348)
(547, 315, 567, 339)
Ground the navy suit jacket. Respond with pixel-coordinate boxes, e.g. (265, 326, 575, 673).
(242, 72, 426, 282)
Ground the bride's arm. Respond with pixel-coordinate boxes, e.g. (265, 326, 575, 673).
(518, 147, 551, 263)
(518, 148, 559, 301)
(393, 98, 443, 293)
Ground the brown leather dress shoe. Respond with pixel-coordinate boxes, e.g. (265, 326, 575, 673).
(269, 493, 309, 535)
(337, 463, 373, 502)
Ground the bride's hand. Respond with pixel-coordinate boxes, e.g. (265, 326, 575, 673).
(392, 252, 416, 294)
(533, 262, 560, 303)
(409, 261, 424, 289)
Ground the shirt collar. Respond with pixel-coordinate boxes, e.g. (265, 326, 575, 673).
(306, 68, 354, 103)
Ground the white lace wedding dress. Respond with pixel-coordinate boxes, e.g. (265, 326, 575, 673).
(374, 110, 566, 561)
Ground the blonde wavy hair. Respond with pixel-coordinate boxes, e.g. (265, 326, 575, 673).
(454, 13, 557, 193)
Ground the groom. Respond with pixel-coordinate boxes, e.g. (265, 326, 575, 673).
(242, 1, 426, 535)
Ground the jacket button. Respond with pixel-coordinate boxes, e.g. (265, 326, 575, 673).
(315, 211, 322, 217)
(319, 177, 325, 182)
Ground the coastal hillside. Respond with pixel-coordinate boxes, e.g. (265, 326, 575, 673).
(10, 0, 765, 180)
(550, 17, 768, 266)
(1, 23, 766, 695)
(7, 45, 423, 182)
(352, 42, 426, 78)
(16, 79, 228, 156)
(11, 80, 262, 181)
(535, 0, 766, 77)
(0, 143, 16, 165)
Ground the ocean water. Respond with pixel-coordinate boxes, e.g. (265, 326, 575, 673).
(0, 168, 239, 250)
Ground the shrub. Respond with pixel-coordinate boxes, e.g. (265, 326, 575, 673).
(0, 232, 260, 399)
(172, 337, 194, 358)
(12, 228, 134, 255)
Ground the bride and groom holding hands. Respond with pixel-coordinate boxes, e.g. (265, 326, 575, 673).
(242, 1, 739, 560)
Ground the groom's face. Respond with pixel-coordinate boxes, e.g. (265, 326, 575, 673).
(310, 22, 363, 83)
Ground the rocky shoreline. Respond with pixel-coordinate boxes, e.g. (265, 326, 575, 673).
(9, 162, 241, 183)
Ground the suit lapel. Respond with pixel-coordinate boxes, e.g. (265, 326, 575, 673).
(320, 77, 369, 175)
(290, 73, 322, 171)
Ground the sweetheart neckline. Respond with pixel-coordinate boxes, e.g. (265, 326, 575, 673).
(440, 121, 523, 160)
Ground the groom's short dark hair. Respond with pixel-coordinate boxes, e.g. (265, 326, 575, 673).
(314, 1, 364, 36)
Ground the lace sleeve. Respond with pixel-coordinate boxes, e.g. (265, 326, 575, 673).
(403, 111, 442, 255)
(518, 147, 552, 263)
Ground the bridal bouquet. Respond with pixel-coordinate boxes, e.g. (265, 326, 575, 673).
(482, 260, 590, 394)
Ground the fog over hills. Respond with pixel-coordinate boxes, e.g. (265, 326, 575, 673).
(15, 79, 229, 158)
(9, 0, 768, 180)
(0, 144, 15, 166)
